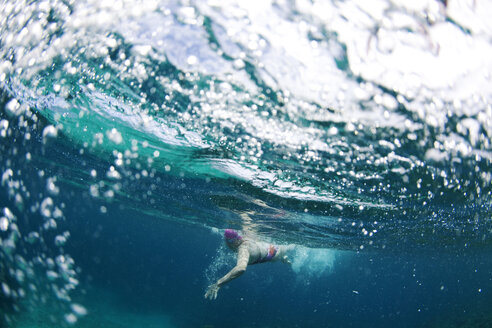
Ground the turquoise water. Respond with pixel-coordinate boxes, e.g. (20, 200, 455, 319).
(1, 0, 491, 327)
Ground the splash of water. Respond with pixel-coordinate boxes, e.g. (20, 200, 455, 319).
(291, 247, 337, 279)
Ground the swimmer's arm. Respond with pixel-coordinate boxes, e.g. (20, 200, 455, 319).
(205, 245, 249, 300)
(217, 245, 249, 287)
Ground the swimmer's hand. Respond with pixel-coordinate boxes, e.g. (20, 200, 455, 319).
(205, 283, 220, 300)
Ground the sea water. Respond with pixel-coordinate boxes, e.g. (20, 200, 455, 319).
(0, 0, 491, 327)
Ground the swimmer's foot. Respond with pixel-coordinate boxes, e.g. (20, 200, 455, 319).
(282, 255, 292, 265)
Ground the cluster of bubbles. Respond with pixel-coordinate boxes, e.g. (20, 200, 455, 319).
(2, 0, 490, 201)
(1, 0, 491, 323)
(0, 3, 491, 317)
(204, 234, 236, 287)
(0, 94, 87, 325)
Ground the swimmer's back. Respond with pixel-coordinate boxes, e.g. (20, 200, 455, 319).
(243, 240, 279, 264)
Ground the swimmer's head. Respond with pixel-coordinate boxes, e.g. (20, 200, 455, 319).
(224, 229, 242, 247)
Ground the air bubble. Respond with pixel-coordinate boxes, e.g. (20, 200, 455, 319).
(5, 99, 24, 116)
(90, 185, 99, 197)
(55, 235, 67, 246)
(46, 177, 60, 195)
(187, 55, 198, 65)
(106, 166, 121, 179)
(106, 128, 123, 144)
(26, 231, 40, 243)
(71, 303, 88, 316)
(2, 169, 13, 185)
(44, 219, 57, 230)
(0, 119, 8, 137)
(1, 282, 11, 296)
(40, 197, 54, 217)
(233, 59, 245, 69)
(46, 271, 58, 281)
(0, 217, 9, 231)
(65, 313, 77, 324)
(42, 125, 58, 141)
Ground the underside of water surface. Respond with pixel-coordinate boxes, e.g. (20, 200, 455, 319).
(0, 0, 491, 327)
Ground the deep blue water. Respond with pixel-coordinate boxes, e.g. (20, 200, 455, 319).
(1, 0, 492, 327)
(64, 202, 492, 328)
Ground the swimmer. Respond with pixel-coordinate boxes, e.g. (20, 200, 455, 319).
(204, 229, 295, 300)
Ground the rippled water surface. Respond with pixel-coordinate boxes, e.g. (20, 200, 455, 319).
(1, 0, 491, 327)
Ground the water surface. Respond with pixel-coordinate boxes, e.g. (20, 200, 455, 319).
(0, 0, 491, 327)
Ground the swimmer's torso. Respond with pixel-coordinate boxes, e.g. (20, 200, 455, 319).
(242, 240, 279, 264)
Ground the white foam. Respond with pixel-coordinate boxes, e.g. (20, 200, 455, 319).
(291, 246, 337, 278)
